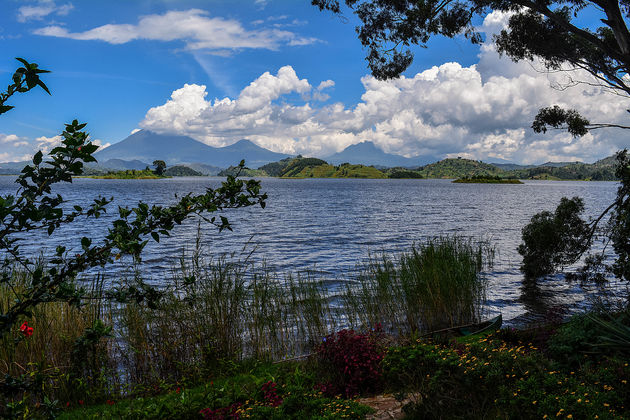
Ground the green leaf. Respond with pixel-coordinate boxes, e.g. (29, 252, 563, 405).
(151, 232, 160, 242)
(0, 105, 14, 115)
(33, 151, 43, 165)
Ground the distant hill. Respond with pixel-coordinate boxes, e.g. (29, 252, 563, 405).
(182, 163, 223, 176)
(258, 156, 386, 178)
(94, 130, 290, 168)
(164, 165, 203, 177)
(87, 158, 150, 172)
(324, 141, 435, 168)
(417, 158, 505, 179)
(0, 161, 27, 175)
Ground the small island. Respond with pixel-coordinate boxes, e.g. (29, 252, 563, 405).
(453, 175, 523, 184)
(88, 168, 166, 179)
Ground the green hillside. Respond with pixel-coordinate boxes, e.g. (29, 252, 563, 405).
(251, 153, 621, 181)
(261, 156, 387, 178)
(507, 160, 617, 180)
(164, 165, 203, 176)
(218, 165, 267, 177)
(417, 158, 505, 179)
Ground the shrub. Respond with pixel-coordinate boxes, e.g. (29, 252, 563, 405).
(315, 325, 386, 397)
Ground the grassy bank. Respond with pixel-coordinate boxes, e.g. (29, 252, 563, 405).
(2, 237, 629, 418)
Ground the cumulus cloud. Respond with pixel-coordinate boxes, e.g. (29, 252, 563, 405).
(139, 12, 630, 164)
(33, 9, 318, 51)
(17, 0, 73, 23)
(0, 133, 108, 163)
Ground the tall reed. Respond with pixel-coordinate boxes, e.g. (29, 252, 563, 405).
(1, 236, 493, 407)
(343, 237, 493, 333)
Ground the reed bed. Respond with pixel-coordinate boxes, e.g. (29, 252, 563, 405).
(1, 236, 492, 405)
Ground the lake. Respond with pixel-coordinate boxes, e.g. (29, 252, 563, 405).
(0, 175, 624, 325)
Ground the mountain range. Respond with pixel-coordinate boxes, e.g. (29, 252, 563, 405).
(93, 130, 290, 169)
(324, 141, 436, 167)
(92, 131, 437, 170)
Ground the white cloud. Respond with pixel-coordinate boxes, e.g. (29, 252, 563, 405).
(17, 0, 73, 23)
(33, 9, 318, 51)
(92, 139, 111, 150)
(0, 133, 109, 163)
(139, 12, 630, 164)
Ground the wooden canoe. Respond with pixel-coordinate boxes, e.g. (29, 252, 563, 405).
(420, 314, 502, 339)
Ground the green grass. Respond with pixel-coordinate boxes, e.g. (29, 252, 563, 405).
(89, 169, 167, 179)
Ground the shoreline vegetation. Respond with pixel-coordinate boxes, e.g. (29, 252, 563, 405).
(3, 238, 629, 418)
(4, 154, 619, 181)
(453, 175, 524, 184)
(61, 154, 621, 181)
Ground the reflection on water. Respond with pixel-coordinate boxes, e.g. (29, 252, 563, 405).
(0, 175, 621, 325)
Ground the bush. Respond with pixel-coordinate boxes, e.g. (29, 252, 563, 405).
(315, 325, 386, 397)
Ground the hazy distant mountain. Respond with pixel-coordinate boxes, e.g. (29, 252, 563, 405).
(0, 161, 27, 175)
(89, 159, 150, 171)
(94, 130, 290, 168)
(183, 163, 223, 176)
(324, 141, 435, 167)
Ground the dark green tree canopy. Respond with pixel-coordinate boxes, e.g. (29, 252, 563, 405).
(153, 159, 166, 176)
(313, 0, 630, 134)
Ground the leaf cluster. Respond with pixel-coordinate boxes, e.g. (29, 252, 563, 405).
(518, 150, 630, 282)
(0, 57, 50, 115)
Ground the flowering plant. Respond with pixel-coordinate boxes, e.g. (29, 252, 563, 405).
(19, 321, 33, 337)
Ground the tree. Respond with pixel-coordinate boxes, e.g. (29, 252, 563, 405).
(153, 159, 166, 176)
(0, 60, 267, 338)
(312, 0, 630, 134)
(313, 1, 630, 283)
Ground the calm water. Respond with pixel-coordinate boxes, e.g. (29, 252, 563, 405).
(0, 175, 624, 325)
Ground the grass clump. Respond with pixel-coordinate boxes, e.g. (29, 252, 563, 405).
(344, 237, 493, 334)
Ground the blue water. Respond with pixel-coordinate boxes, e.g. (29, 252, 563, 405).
(0, 175, 623, 324)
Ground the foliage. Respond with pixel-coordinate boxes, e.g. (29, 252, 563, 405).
(258, 157, 294, 177)
(279, 157, 329, 177)
(316, 326, 386, 397)
(218, 165, 267, 177)
(417, 158, 504, 179)
(90, 169, 166, 179)
(383, 327, 630, 419)
(518, 150, 630, 281)
(0, 59, 267, 414)
(453, 176, 523, 184)
(152, 160, 166, 176)
(312, 0, 630, 135)
(518, 196, 591, 278)
(344, 237, 492, 335)
(0, 57, 50, 115)
(59, 362, 373, 420)
(0, 120, 266, 335)
(163, 165, 204, 176)
(386, 169, 423, 179)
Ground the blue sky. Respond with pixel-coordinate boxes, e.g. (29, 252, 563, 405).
(1, 0, 629, 164)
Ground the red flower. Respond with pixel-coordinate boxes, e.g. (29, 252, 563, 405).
(19, 321, 33, 337)
(78, 400, 84, 405)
